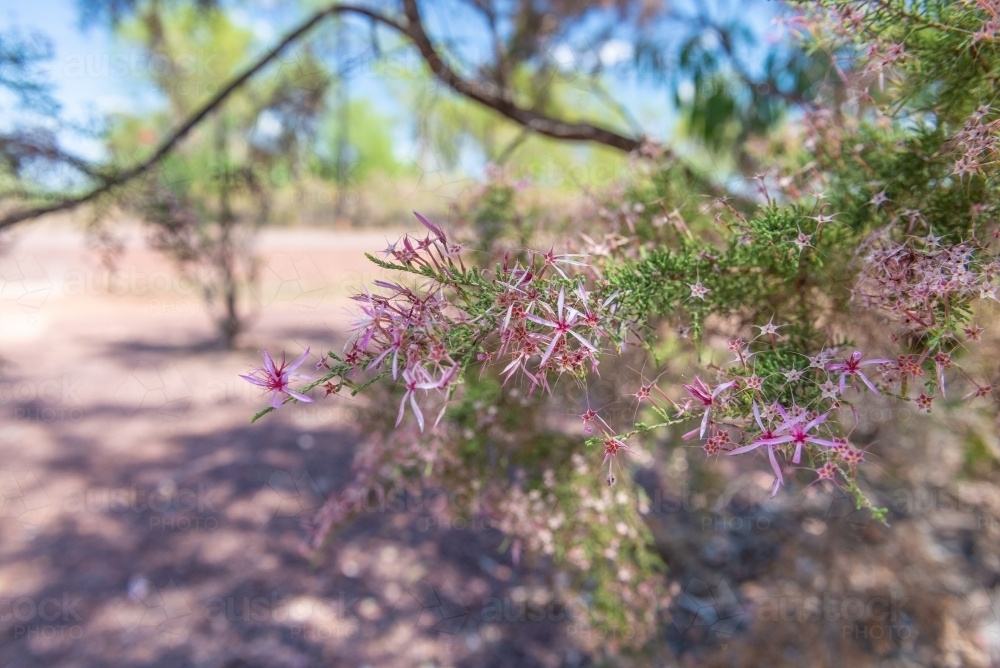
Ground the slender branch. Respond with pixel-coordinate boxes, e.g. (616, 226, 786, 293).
(467, 0, 510, 89)
(494, 127, 531, 165)
(398, 0, 643, 151)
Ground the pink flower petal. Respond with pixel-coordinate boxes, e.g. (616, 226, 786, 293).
(263, 350, 277, 376)
(240, 374, 269, 388)
(287, 348, 311, 373)
(727, 443, 763, 455)
(410, 393, 425, 431)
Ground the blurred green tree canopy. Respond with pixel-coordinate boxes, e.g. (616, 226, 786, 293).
(0, 0, 832, 230)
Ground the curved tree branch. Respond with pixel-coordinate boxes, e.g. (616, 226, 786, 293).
(0, 0, 655, 232)
(398, 0, 643, 151)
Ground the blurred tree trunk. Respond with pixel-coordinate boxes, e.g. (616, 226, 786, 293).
(215, 119, 241, 350)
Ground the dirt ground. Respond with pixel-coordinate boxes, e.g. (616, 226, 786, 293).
(1, 219, 999, 667)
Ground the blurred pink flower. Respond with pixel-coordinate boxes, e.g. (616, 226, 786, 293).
(526, 287, 596, 366)
(727, 402, 785, 497)
(241, 348, 314, 408)
(682, 376, 735, 439)
(827, 351, 889, 394)
(396, 368, 441, 431)
(755, 404, 838, 465)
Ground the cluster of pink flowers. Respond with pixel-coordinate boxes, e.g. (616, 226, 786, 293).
(974, 0, 1000, 43)
(240, 218, 994, 499)
(853, 234, 999, 333)
(624, 323, 997, 496)
(826, 6, 863, 33)
(689, 367, 871, 496)
(338, 215, 474, 429)
(596, 339, 903, 497)
(242, 212, 623, 431)
(801, 6, 907, 93)
(345, 266, 462, 430)
(860, 41, 906, 92)
(727, 403, 849, 497)
(490, 270, 619, 392)
(952, 106, 1000, 177)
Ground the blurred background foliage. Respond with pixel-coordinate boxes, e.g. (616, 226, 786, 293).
(1, 0, 827, 223)
(0, 0, 834, 348)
